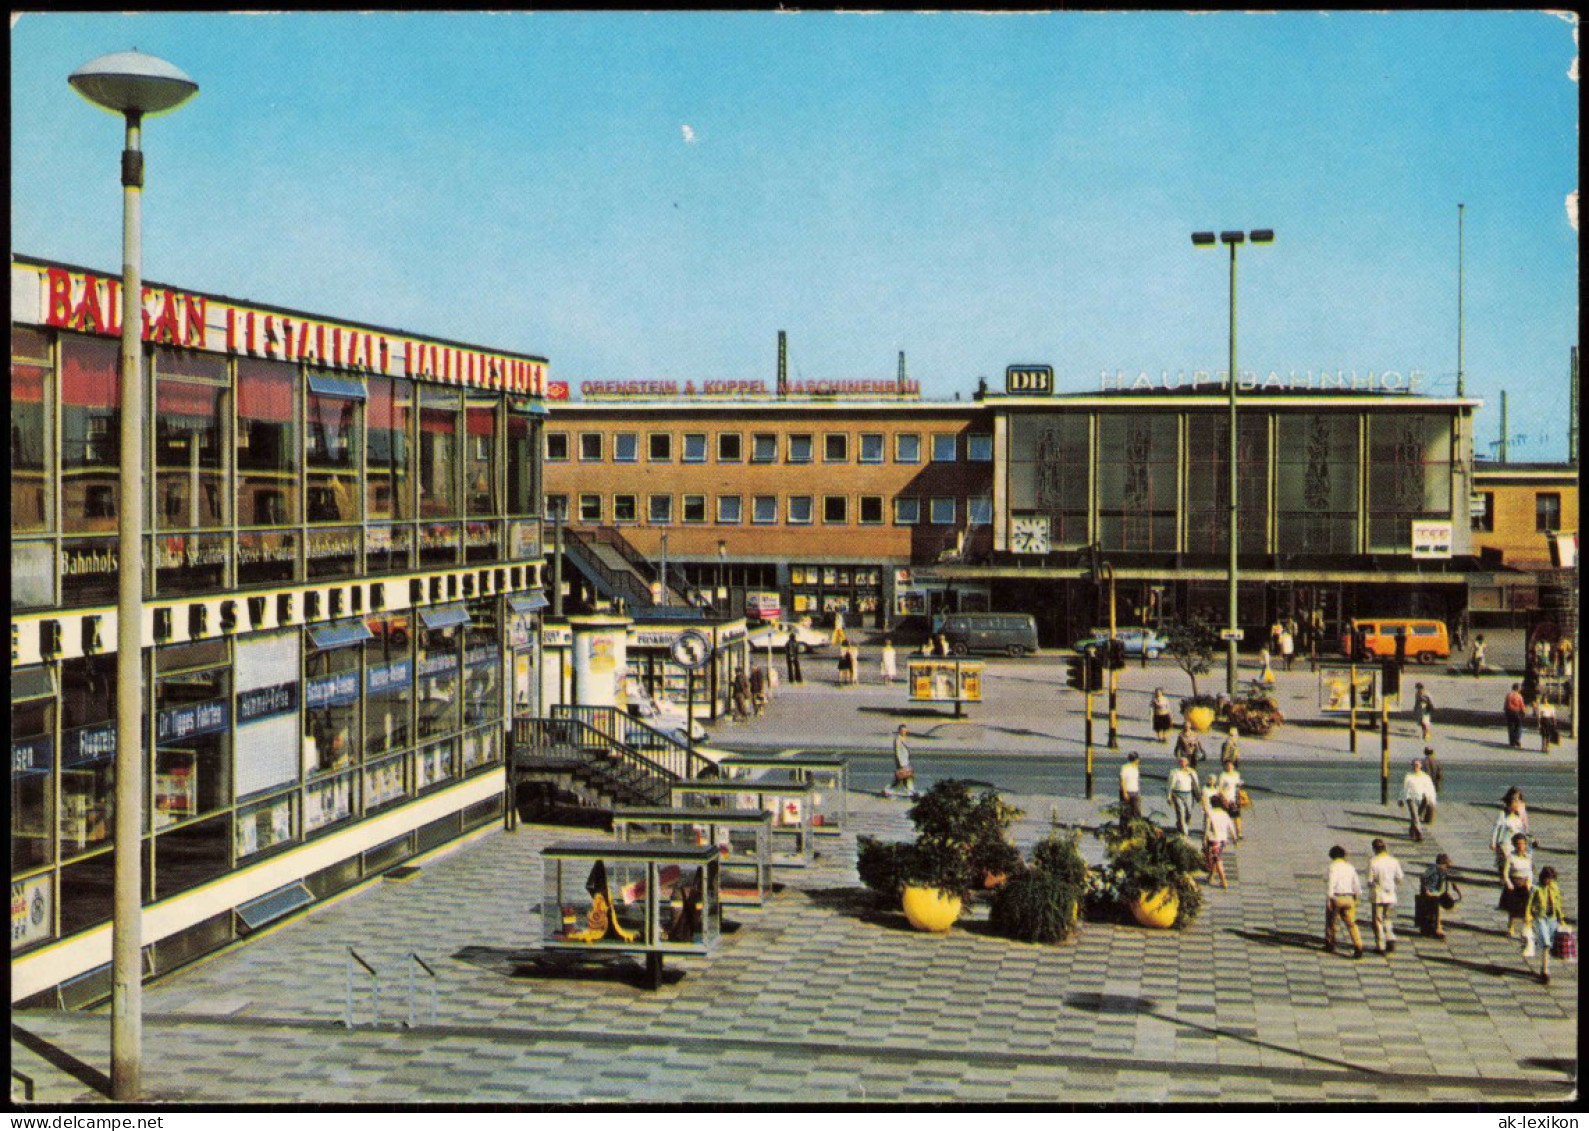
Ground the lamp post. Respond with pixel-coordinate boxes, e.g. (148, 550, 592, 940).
(717, 540, 728, 611)
(69, 49, 198, 1103)
(1192, 228, 1273, 697)
(658, 532, 669, 606)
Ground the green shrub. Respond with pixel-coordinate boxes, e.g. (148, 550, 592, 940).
(1030, 831, 1089, 888)
(1104, 821, 1204, 929)
(989, 868, 1083, 944)
(855, 836, 916, 903)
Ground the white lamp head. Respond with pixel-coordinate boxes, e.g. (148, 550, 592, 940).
(70, 50, 197, 117)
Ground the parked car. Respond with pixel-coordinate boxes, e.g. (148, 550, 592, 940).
(1073, 627, 1168, 660)
(747, 623, 832, 653)
(937, 613, 1040, 657)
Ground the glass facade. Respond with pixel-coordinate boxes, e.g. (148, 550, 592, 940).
(10, 271, 547, 975)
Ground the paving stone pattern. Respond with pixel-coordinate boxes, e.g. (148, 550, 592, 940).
(9, 776, 1577, 1106)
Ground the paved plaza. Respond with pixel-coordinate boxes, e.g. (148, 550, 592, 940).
(10, 648, 1579, 1107)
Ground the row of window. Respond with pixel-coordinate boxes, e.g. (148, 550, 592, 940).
(547, 429, 992, 465)
(1469, 491, 1565, 534)
(549, 492, 992, 527)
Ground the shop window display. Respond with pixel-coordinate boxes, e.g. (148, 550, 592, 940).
(363, 753, 408, 812)
(237, 357, 299, 528)
(417, 619, 462, 741)
(305, 639, 362, 777)
(59, 334, 121, 534)
(463, 601, 500, 729)
(235, 790, 297, 860)
(58, 655, 117, 857)
(153, 663, 232, 830)
(419, 387, 461, 519)
(364, 614, 413, 758)
(415, 739, 456, 791)
(304, 771, 357, 834)
(12, 672, 56, 875)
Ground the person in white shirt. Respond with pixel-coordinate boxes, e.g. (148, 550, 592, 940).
(1118, 752, 1142, 828)
(1368, 839, 1405, 955)
(879, 638, 898, 683)
(1203, 795, 1235, 889)
(1165, 755, 1200, 837)
(1400, 759, 1436, 842)
(1324, 845, 1365, 958)
(1217, 758, 1244, 840)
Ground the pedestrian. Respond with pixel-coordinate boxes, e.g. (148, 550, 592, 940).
(1415, 854, 1461, 939)
(731, 668, 751, 721)
(1470, 634, 1487, 677)
(1203, 794, 1234, 889)
(1217, 757, 1245, 840)
(1279, 627, 1296, 672)
(1538, 694, 1559, 752)
(1324, 845, 1366, 959)
(1524, 866, 1568, 984)
(1150, 688, 1174, 744)
(1166, 754, 1200, 837)
(1400, 758, 1436, 842)
(849, 645, 862, 685)
(1491, 789, 1530, 868)
(1368, 838, 1405, 955)
(889, 724, 917, 797)
(1258, 647, 1275, 685)
(935, 633, 952, 658)
(1413, 682, 1435, 744)
(1219, 726, 1241, 769)
(1503, 683, 1526, 748)
(1118, 751, 1142, 828)
(1557, 638, 1574, 678)
(749, 665, 767, 716)
(1499, 832, 1534, 940)
(784, 632, 803, 685)
(1421, 745, 1443, 794)
(831, 610, 847, 649)
(836, 646, 852, 686)
(879, 638, 897, 683)
(1270, 619, 1283, 656)
(1173, 721, 1205, 770)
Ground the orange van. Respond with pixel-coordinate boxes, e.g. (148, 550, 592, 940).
(1340, 619, 1450, 664)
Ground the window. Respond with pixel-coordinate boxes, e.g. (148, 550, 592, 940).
(682, 433, 708, 463)
(968, 496, 993, 525)
(465, 400, 496, 516)
(859, 434, 885, 463)
(932, 434, 958, 462)
(896, 434, 922, 463)
(155, 361, 228, 532)
(578, 494, 602, 523)
(614, 433, 639, 463)
(682, 495, 707, 523)
(11, 328, 51, 537)
(368, 377, 413, 521)
(235, 356, 298, 529)
(718, 433, 743, 462)
(649, 495, 673, 524)
(1471, 492, 1495, 533)
(579, 433, 603, 461)
(718, 496, 742, 524)
(824, 434, 849, 462)
(753, 496, 778, 524)
(613, 494, 637, 523)
(968, 434, 993, 462)
(417, 388, 460, 520)
(751, 434, 778, 463)
(648, 433, 672, 462)
(545, 432, 569, 461)
(1537, 493, 1562, 532)
(788, 435, 813, 463)
(930, 497, 957, 524)
(823, 496, 848, 524)
(894, 497, 920, 524)
(545, 494, 569, 522)
(788, 496, 813, 524)
(859, 496, 885, 524)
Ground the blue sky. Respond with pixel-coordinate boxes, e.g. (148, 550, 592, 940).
(11, 11, 1579, 460)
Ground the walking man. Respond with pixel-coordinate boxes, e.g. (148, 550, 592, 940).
(785, 632, 803, 685)
(1413, 682, 1435, 744)
(1279, 626, 1296, 672)
(1166, 754, 1200, 837)
(1503, 683, 1526, 748)
(1118, 752, 1142, 828)
(1324, 845, 1366, 959)
(1400, 758, 1437, 842)
(1368, 838, 1405, 955)
(1173, 721, 1205, 770)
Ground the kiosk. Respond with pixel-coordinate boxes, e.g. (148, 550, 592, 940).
(611, 806, 775, 906)
(715, 756, 849, 837)
(540, 840, 722, 989)
(669, 777, 816, 867)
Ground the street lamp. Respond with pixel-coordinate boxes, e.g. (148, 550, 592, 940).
(69, 49, 198, 1103)
(1192, 227, 1273, 696)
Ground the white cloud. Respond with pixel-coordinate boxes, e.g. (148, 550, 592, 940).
(681, 124, 697, 144)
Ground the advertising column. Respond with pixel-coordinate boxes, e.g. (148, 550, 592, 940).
(569, 615, 631, 708)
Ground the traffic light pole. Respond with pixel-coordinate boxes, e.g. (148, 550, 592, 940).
(1380, 689, 1391, 805)
(1084, 688, 1095, 799)
(1106, 565, 1119, 750)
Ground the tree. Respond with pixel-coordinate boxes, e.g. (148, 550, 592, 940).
(1164, 614, 1220, 697)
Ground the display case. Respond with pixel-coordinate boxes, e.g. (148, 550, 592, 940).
(610, 807, 774, 906)
(669, 778, 816, 867)
(153, 749, 198, 829)
(715, 756, 848, 837)
(540, 841, 722, 973)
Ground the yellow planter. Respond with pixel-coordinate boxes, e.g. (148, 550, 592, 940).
(1129, 888, 1179, 929)
(902, 886, 963, 932)
(1184, 706, 1216, 733)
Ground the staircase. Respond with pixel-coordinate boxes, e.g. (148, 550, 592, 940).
(559, 525, 698, 610)
(511, 707, 716, 816)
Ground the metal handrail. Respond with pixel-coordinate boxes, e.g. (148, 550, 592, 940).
(406, 953, 438, 1029)
(559, 525, 655, 607)
(345, 946, 380, 1028)
(593, 526, 695, 604)
(514, 716, 677, 804)
(551, 704, 713, 780)
(12, 1068, 34, 1102)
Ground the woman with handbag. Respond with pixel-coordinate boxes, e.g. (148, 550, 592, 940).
(1498, 833, 1535, 940)
(1525, 866, 1568, 984)
(1217, 757, 1245, 841)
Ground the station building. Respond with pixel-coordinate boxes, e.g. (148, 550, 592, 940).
(10, 255, 553, 1005)
(544, 376, 1490, 649)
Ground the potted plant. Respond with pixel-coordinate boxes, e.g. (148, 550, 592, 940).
(989, 831, 1090, 944)
(1221, 690, 1285, 737)
(1099, 817, 1204, 929)
(1179, 695, 1220, 734)
(1165, 616, 1220, 730)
